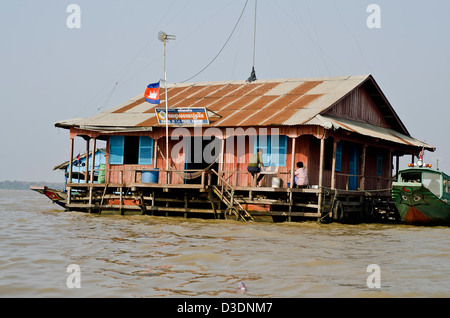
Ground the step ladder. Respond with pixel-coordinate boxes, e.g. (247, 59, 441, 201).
(212, 184, 254, 222)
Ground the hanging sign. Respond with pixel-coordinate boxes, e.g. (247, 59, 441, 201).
(155, 107, 209, 125)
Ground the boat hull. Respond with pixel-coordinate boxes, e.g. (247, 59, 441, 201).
(30, 185, 67, 208)
(392, 182, 450, 225)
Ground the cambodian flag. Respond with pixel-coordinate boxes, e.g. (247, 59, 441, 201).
(144, 82, 160, 104)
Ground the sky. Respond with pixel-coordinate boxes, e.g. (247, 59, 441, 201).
(1, 0, 450, 183)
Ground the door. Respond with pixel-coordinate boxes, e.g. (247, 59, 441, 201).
(348, 144, 359, 190)
(184, 136, 220, 184)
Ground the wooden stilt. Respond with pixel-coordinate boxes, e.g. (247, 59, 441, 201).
(318, 137, 325, 215)
(331, 139, 337, 189)
(67, 137, 74, 205)
(85, 137, 90, 184)
(360, 144, 367, 190)
(88, 137, 96, 212)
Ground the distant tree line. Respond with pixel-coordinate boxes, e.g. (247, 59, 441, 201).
(0, 180, 64, 190)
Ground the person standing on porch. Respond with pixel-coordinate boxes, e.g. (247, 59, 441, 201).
(247, 148, 265, 186)
(295, 161, 309, 188)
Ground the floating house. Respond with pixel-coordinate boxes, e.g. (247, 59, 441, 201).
(55, 75, 434, 221)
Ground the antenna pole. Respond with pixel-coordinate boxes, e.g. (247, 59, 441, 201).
(247, 0, 258, 82)
(252, 0, 257, 69)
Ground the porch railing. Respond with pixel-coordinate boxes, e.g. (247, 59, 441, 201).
(68, 167, 394, 192)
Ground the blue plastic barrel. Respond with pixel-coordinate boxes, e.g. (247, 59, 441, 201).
(142, 169, 159, 183)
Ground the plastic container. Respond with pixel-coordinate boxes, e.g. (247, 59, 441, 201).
(142, 169, 159, 183)
(272, 177, 282, 188)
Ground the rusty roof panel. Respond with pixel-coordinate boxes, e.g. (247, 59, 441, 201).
(286, 81, 323, 95)
(187, 85, 224, 98)
(159, 86, 190, 100)
(239, 109, 282, 126)
(246, 82, 280, 96)
(137, 116, 158, 127)
(112, 97, 145, 113)
(285, 94, 323, 109)
(225, 95, 260, 110)
(208, 84, 242, 98)
(263, 94, 301, 110)
(170, 85, 206, 100)
(195, 97, 223, 110)
(261, 109, 299, 125)
(242, 95, 280, 110)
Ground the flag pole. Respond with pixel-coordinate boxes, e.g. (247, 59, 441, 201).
(164, 40, 169, 183)
(158, 31, 176, 184)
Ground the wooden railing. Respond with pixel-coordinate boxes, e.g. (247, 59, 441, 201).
(69, 167, 394, 192)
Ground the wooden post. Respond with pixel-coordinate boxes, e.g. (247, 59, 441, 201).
(219, 136, 225, 186)
(88, 137, 96, 211)
(395, 154, 400, 179)
(318, 137, 325, 188)
(67, 137, 74, 205)
(290, 137, 296, 189)
(318, 137, 325, 214)
(360, 144, 367, 190)
(388, 150, 393, 190)
(331, 139, 337, 190)
(85, 137, 90, 183)
(90, 137, 96, 184)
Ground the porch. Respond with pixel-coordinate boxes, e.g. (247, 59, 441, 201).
(65, 166, 397, 223)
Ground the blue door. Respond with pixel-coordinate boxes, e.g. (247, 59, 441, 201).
(349, 144, 359, 190)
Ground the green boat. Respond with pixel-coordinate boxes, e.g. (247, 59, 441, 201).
(392, 156, 450, 225)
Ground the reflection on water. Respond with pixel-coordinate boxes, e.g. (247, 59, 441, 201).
(0, 190, 449, 297)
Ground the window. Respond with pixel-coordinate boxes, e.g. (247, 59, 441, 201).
(401, 172, 421, 183)
(109, 136, 124, 164)
(109, 136, 153, 165)
(335, 142, 342, 172)
(422, 172, 441, 197)
(254, 135, 287, 167)
(376, 151, 383, 176)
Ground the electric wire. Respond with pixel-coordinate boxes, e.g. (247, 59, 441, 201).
(178, 0, 249, 83)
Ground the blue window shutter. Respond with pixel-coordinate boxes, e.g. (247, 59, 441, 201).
(138, 136, 153, 165)
(376, 152, 383, 176)
(109, 136, 124, 164)
(271, 135, 287, 167)
(255, 135, 271, 166)
(335, 142, 342, 172)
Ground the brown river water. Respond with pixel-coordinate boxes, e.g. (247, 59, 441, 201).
(1, 190, 449, 298)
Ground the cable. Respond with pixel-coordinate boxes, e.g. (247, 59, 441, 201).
(178, 0, 249, 83)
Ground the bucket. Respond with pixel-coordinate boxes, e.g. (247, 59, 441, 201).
(98, 164, 105, 183)
(142, 169, 159, 183)
(272, 177, 282, 188)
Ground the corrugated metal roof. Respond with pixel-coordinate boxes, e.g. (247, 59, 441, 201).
(54, 74, 434, 150)
(56, 75, 369, 128)
(305, 115, 435, 150)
